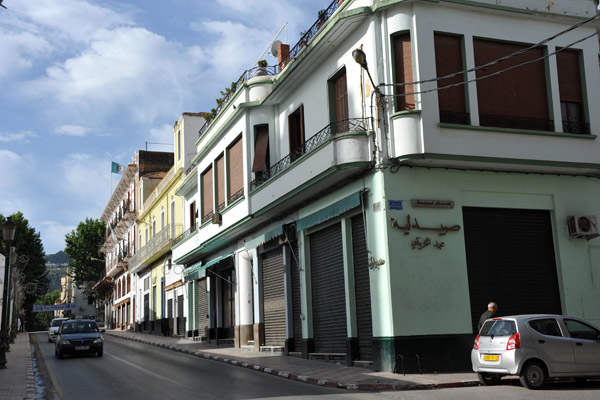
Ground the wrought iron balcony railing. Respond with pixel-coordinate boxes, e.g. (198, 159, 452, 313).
(173, 222, 199, 246)
(479, 114, 554, 132)
(562, 120, 591, 135)
(440, 111, 471, 125)
(250, 118, 369, 191)
(279, 0, 340, 68)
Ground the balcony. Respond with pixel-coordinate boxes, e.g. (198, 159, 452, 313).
(479, 114, 554, 132)
(249, 118, 372, 216)
(129, 224, 183, 274)
(562, 120, 591, 135)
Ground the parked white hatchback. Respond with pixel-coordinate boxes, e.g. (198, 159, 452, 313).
(47, 317, 68, 343)
(472, 314, 600, 389)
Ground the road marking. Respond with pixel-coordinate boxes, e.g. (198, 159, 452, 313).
(105, 352, 172, 382)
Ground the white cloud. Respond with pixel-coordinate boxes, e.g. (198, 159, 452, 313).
(149, 124, 174, 147)
(38, 221, 75, 253)
(55, 125, 90, 137)
(0, 29, 52, 80)
(24, 27, 205, 124)
(0, 130, 37, 143)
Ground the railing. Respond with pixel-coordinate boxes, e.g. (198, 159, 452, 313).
(201, 211, 213, 225)
(440, 111, 471, 125)
(280, 0, 341, 68)
(129, 225, 183, 267)
(228, 188, 244, 204)
(173, 222, 199, 246)
(479, 114, 554, 132)
(142, 168, 176, 212)
(198, 65, 279, 139)
(562, 120, 590, 135)
(250, 118, 369, 191)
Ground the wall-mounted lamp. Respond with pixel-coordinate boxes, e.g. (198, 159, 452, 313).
(352, 48, 381, 97)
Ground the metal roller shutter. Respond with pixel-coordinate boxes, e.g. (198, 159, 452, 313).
(463, 207, 562, 333)
(263, 248, 286, 346)
(310, 223, 347, 354)
(197, 279, 208, 339)
(351, 215, 373, 361)
(290, 241, 302, 352)
(177, 294, 185, 336)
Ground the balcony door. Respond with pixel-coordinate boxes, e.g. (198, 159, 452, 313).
(330, 68, 349, 132)
(288, 105, 305, 162)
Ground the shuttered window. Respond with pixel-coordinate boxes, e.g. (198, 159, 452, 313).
(201, 166, 213, 221)
(197, 279, 208, 339)
(288, 105, 305, 161)
(262, 249, 286, 346)
(331, 69, 349, 132)
(392, 33, 415, 111)
(227, 137, 244, 203)
(252, 125, 270, 172)
(351, 215, 373, 361)
(474, 39, 550, 130)
(434, 33, 468, 124)
(216, 154, 225, 211)
(557, 49, 586, 134)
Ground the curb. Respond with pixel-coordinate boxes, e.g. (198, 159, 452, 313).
(106, 333, 480, 391)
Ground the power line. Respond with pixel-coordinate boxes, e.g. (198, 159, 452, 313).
(382, 30, 599, 98)
(386, 12, 599, 89)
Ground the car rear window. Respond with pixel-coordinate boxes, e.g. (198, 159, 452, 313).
(51, 319, 65, 327)
(480, 320, 517, 337)
(529, 318, 562, 337)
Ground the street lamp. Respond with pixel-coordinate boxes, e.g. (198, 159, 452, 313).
(352, 48, 382, 97)
(0, 217, 16, 369)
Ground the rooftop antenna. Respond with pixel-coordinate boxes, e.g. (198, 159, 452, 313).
(0, 0, 7, 9)
(252, 22, 288, 66)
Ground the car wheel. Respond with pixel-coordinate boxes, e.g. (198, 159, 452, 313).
(519, 361, 546, 390)
(477, 372, 502, 386)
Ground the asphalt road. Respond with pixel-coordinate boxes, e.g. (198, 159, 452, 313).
(32, 332, 600, 400)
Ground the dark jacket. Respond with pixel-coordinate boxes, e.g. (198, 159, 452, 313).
(478, 310, 495, 331)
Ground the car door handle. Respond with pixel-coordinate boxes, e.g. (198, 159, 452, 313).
(538, 340, 545, 344)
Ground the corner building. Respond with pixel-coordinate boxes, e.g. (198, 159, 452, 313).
(172, 0, 600, 372)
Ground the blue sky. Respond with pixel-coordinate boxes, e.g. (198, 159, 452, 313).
(0, 0, 329, 254)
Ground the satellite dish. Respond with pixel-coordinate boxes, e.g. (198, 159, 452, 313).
(271, 40, 282, 58)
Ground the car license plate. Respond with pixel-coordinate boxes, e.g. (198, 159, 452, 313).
(483, 354, 499, 362)
(75, 346, 90, 351)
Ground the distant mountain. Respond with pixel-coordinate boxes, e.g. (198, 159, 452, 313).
(45, 250, 70, 264)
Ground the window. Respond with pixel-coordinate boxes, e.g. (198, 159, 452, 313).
(434, 33, 468, 124)
(216, 154, 225, 212)
(161, 208, 165, 231)
(480, 320, 517, 337)
(288, 105, 305, 161)
(152, 217, 156, 238)
(227, 136, 244, 202)
(145, 227, 149, 244)
(252, 125, 270, 177)
(177, 130, 181, 161)
(564, 319, 600, 341)
(392, 32, 415, 111)
(474, 38, 551, 131)
(329, 69, 349, 132)
(557, 49, 587, 134)
(201, 166, 213, 222)
(171, 199, 176, 238)
(529, 318, 562, 337)
(189, 200, 197, 230)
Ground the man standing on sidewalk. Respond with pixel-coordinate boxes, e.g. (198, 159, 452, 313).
(477, 302, 498, 331)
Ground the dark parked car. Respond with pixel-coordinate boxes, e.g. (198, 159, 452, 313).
(472, 314, 600, 389)
(55, 319, 105, 359)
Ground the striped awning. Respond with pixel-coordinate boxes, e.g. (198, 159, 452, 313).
(296, 191, 362, 232)
(244, 225, 283, 250)
(184, 253, 233, 282)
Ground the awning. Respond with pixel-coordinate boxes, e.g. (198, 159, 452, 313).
(184, 253, 233, 282)
(244, 225, 283, 250)
(296, 191, 362, 232)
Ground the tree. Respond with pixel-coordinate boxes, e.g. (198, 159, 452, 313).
(33, 290, 61, 329)
(0, 212, 49, 331)
(64, 218, 105, 291)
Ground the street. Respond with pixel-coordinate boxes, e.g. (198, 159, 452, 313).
(32, 332, 600, 400)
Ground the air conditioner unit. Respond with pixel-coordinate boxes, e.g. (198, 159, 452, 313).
(567, 215, 600, 240)
(212, 212, 222, 225)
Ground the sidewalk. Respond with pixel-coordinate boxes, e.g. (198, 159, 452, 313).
(107, 330, 481, 391)
(0, 332, 36, 400)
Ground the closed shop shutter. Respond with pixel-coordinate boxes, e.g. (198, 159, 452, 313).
(263, 248, 286, 346)
(177, 294, 185, 335)
(167, 298, 173, 336)
(290, 241, 302, 352)
(352, 215, 373, 361)
(463, 207, 562, 333)
(197, 279, 208, 339)
(310, 223, 347, 354)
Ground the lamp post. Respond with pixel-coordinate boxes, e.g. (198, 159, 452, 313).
(0, 217, 17, 368)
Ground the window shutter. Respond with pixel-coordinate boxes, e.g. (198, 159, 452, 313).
(202, 166, 213, 218)
(228, 137, 244, 202)
(434, 33, 467, 121)
(216, 155, 225, 210)
(252, 126, 270, 172)
(393, 33, 415, 111)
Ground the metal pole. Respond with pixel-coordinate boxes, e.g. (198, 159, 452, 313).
(0, 243, 12, 368)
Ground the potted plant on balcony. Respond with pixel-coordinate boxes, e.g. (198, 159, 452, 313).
(317, 9, 327, 29)
(256, 59, 268, 76)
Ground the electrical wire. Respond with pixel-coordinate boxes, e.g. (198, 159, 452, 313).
(382, 30, 600, 98)
(386, 12, 600, 89)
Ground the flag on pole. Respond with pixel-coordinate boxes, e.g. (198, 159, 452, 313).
(111, 161, 126, 174)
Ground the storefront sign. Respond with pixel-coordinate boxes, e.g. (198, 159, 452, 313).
(388, 200, 403, 210)
(411, 199, 454, 209)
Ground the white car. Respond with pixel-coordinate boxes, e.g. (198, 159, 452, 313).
(472, 314, 600, 389)
(47, 317, 68, 343)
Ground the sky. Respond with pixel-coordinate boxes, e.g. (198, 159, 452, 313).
(0, 0, 329, 254)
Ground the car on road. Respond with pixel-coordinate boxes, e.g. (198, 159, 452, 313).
(47, 318, 68, 343)
(472, 314, 600, 389)
(55, 318, 105, 359)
